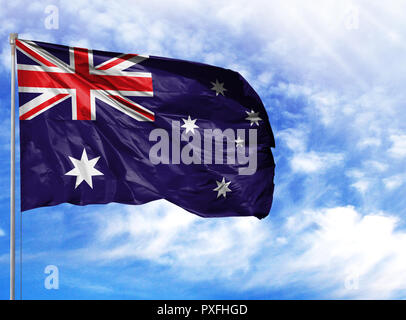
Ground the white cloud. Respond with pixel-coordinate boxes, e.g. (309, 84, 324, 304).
(351, 179, 371, 194)
(363, 160, 388, 172)
(246, 206, 406, 299)
(388, 134, 406, 158)
(277, 127, 308, 152)
(291, 151, 344, 174)
(278, 128, 344, 174)
(383, 174, 406, 190)
(0, 228, 5, 237)
(66, 202, 406, 299)
(357, 137, 381, 149)
(81, 201, 270, 279)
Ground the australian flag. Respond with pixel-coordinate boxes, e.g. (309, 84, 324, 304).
(16, 39, 275, 219)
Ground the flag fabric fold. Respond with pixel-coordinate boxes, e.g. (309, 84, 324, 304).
(17, 39, 275, 219)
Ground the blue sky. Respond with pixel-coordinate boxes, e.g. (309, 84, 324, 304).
(1, 0, 406, 299)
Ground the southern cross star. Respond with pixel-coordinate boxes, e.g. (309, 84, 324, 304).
(65, 148, 103, 189)
(210, 79, 227, 96)
(245, 110, 262, 126)
(181, 115, 199, 134)
(213, 177, 232, 198)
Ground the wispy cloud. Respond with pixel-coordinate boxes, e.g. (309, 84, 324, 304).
(388, 134, 406, 158)
(247, 206, 406, 299)
(38, 201, 406, 299)
(79, 201, 270, 280)
(291, 151, 344, 174)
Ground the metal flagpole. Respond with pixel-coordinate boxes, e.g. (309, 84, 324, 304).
(9, 32, 18, 301)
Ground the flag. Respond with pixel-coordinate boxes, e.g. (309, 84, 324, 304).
(16, 39, 275, 218)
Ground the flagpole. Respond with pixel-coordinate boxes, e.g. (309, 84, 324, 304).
(9, 32, 18, 301)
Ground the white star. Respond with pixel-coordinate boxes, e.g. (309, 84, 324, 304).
(210, 79, 227, 96)
(213, 177, 232, 198)
(235, 136, 245, 147)
(181, 115, 199, 134)
(65, 148, 103, 189)
(245, 109, 262, 126)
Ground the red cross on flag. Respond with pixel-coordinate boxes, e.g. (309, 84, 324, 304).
(16, 39, 155, 121)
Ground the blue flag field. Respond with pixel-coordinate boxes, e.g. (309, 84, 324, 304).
(17, 39, 275, 218)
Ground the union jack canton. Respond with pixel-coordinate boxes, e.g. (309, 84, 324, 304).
(17, 39, 154, 121)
